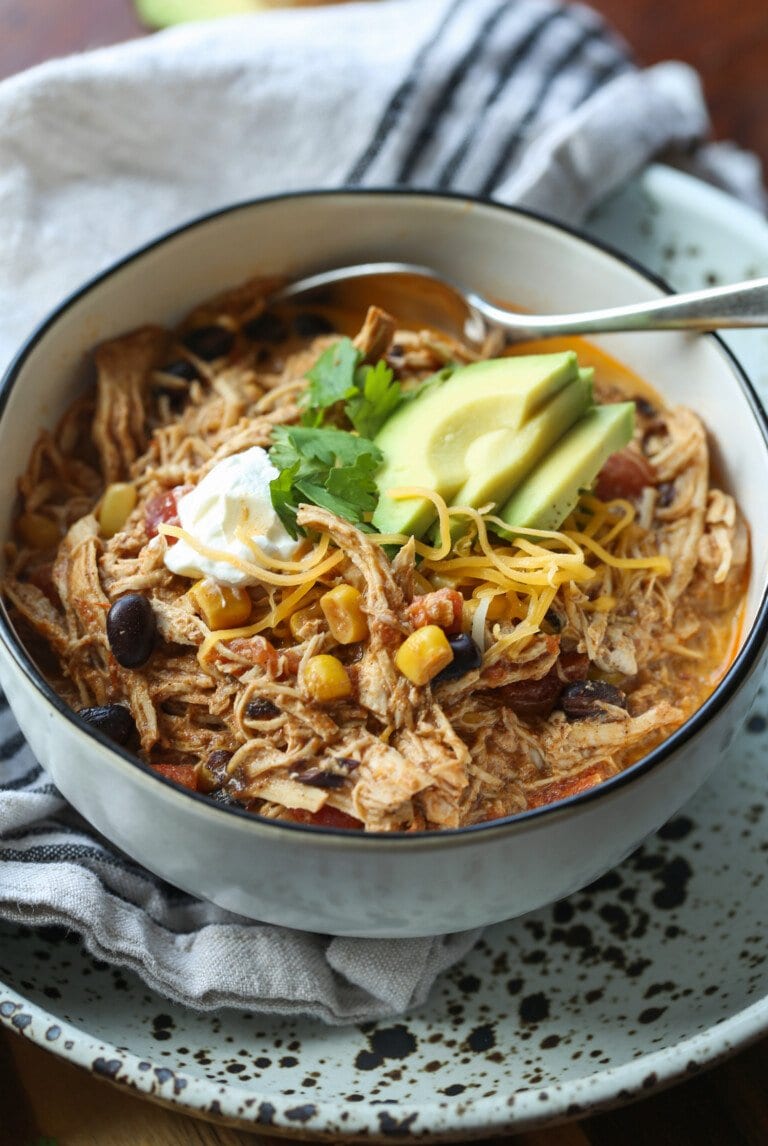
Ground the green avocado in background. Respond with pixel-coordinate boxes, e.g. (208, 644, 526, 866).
(135, 0, 266, 28)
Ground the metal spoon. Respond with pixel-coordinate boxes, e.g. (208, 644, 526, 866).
(272, 261, 768, 346)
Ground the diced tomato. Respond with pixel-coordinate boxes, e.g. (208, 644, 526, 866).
(525, 764, 608, 809)
(220, 635, 279, 676)
(594, 449, 656, 501)
(557, 651, 590, 682)
(151, 763, 199, 791)
(407, 588, 463, 634)
(145, 485, 191, 542)
(290, 806, 364, 830)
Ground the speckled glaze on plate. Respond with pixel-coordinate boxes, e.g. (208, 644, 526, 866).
(1, 165, 767, 1138)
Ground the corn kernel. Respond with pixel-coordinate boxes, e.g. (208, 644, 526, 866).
(289, 603, 322, 640)
(98, 482, 137, 539)
(320, 584, 369, 644)
(17, 512, 60, 551)
(189, 579, 252, 629)
(395, 625, 454, 686)
(486, 595, 510, 622)
(304, 654, 352, 702)
(590, 668, 625, 686)
(586, 595, 617, 614)
(462, 594, 508, 629)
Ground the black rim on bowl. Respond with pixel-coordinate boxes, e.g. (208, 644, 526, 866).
(2, 187, 768, 844)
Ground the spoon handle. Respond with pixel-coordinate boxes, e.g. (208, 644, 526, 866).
(471, 277, 768, 339)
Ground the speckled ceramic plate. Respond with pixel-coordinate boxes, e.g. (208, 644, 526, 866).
(1, 165, 767, 1139)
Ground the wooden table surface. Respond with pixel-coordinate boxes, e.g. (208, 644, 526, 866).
(0, 1, 766, 1143)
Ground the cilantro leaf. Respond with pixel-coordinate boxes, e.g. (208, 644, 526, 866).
(269, 461, 302, 539)
(269, 426, 383, 533)
(300, 338, 362, 425)
(295, 475, 373, 524)
(345, 359, 403, 438)
(271, 425, 382, 471)
(325, 451, 381, 511)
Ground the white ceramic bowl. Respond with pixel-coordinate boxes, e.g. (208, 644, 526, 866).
(2, 191, 768, 938)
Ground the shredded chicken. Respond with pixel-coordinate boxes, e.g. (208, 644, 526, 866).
(353, 305, 397, 363)
(93, 327, 167, 483)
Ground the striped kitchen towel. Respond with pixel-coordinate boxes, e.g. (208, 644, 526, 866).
(0, 0, 758, 1022)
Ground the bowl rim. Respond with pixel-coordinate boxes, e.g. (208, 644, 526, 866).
(2, 186, 768, 847)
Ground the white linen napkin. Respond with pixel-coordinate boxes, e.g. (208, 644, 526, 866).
(0, 0, 760, 1023)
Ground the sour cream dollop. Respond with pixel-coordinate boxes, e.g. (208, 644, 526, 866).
(163, 447, 297, 586)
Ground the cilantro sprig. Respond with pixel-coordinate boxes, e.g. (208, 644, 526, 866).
(269, 425, 383, 538)
(301, 337, 404, 437)
(301, 338, 361, 423)
(270, 337, 454, 534)
(345, 358, 404, 439)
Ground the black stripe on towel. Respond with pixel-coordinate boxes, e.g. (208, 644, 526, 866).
(0, 850, 207, 931)
(393, 0, 515, 184)
(0, 842, 196, 903)
(0, 762, 43, 790)
(480, 23, 603, 195)
(346, 0, 469, 184)
(576, 52, 631, 104)
(0, 732, 26, 761)
(1, 821, 96, 842)
(434, 6, 566, 189)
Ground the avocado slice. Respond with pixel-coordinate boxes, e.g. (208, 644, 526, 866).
(453, 368, 594, 514)
(498, 402, 635, 533)
(135, 0, 263, 28)
(372, 352, 581, 537)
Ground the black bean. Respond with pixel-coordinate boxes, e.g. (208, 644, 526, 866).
(560, 679, 627, 720)
(78, 704, 136, 747)
(106, 593, 157, 669)
(293, 311, 334, 338)
(543, 608, 563, 633)
(212, 787, 239, 807)
(157, 359, 199, 382)
(337, 642, 365, 666)
(245, 697, 281, 720)
(292, 756, 359, 788)
(197, 749, 233, 793)
(634, 396, 657, 419)
(334, 757, 360, 773)
(156, 392, 186, 414)
(294, 768, 347, 789)
(657, 481, 675, 508)
(207, 748, 234, 770)
(642, 420, 668, 454)
(243, 311, 289, 344)
(181, 324, 235, 360)
(153, 360, 199, 407)
(433, 632, 482, 683)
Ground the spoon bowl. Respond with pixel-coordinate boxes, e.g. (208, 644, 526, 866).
(272, 260, 768, 347)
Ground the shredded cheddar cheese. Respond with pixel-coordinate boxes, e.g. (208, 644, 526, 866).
(386, 489, 670, 658)
(170, 480, 673, 671)
(197, 579, 322, 664)
(158, 523, 343, 586)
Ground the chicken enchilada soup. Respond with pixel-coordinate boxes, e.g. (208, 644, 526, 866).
(2, 278, 749, 831)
